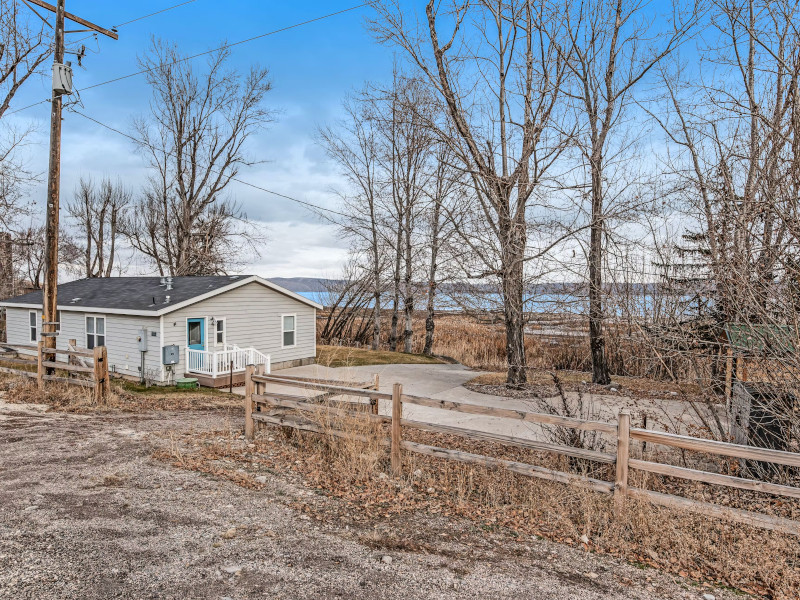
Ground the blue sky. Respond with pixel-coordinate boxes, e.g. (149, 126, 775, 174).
(9, 0, 392, 277)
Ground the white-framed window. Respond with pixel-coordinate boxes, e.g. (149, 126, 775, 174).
(30, 310, 61, 341)
(215, 318, 226, 346)
(85, 315, 106, 349)
(30, 310, 60, 341)
(281, 314, 296, 348)
(29, 310, 37, 342)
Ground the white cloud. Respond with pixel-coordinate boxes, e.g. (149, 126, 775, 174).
(247, 220, 348, 278)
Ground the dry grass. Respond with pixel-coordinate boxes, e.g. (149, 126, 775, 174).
(0, 376, 108, 410)
(316, 345, 443, 368)
(0, 374, 242, 412)
(156, 408, 800, 599)
(467, 369, 699, 398)
(333, 313, 693, 382)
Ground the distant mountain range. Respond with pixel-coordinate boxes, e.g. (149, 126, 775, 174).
(268, 277, 339, 293)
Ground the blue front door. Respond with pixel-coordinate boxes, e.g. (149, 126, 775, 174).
(187, 318, 205, 350)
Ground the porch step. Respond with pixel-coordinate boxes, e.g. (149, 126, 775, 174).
(187, 371, 247, 389)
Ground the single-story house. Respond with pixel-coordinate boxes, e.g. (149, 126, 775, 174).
(0, 275, 321, 386)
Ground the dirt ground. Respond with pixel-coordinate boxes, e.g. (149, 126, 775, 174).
(0, 400, 741, 600)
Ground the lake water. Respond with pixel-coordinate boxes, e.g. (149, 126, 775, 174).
(296, 289, 693, 317)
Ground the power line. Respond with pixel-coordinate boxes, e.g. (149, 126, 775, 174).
(6, 99, 50, 116)
(6, 0, 206, 115)
(60, 0, 201, 42)
(81, 1, 375, 92)
(6, 2, 374, 117)
(113, 0, 200, 29)
(72, 110, 353, 220)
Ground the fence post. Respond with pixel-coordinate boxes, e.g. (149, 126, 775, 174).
(68, 338, 77, 368)
(371, 373, 380, 415)
(615, 409, 631, 510)
(36, 340, 44, 390)
(245, 364, 255, 440)
(391, 382, 403, 477)
(93, 346, 108, 404)
(254, 363, 266, 431)
(101, 346, 110, 399)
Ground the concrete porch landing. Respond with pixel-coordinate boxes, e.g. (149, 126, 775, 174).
(187, 371, 247, 388)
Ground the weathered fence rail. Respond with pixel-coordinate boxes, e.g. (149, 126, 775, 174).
(244, 370, 800, 536)
(0, 341, 110, 403)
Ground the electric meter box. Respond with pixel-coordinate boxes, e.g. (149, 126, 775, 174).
(162, 344, 180, 366)
(137, 328, 148, 352)
(52, 62, 73, 95)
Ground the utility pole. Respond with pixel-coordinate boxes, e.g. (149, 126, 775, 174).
(41, 0, 66, 364)
(23, 0, 118, 366)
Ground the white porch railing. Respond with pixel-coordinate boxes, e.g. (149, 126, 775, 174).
(186, 346, 270, 378)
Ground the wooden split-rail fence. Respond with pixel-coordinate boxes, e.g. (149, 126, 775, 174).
(243, 368, 800, 536)
(0, 340, 110, 403)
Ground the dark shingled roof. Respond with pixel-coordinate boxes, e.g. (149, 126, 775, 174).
(0, 276, 255, 312)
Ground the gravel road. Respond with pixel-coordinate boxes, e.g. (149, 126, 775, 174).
(0, 400, 740, 599)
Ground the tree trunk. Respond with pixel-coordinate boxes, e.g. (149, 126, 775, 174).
(389, 224, 402, 352)
(501, 216, 527, 387)
(403, 213, 414, 353)
(589, 162, 610, 385)
(423, 198, 442, 356)
(370, 202, 381, 351)
(503, 268, 527, 387)
(423, 281, 436, 356)
(372, 290, 381, 351)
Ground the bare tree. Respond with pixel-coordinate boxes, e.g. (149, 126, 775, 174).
(14, 224, 80, 289)
(373, 0, 572, 385)
(122, 39, 273, 275)
(377, 75, 437, 353)
(642, 0, 800, 445)
(67, 177, 131, 278)
(422, 140, 463, 355)
(320, 74, 442, 353)
(318, 89, 386, 350)
(0, 0, 52, 229)
(563, 0, 695, 384)
(318, 255, 375, 346)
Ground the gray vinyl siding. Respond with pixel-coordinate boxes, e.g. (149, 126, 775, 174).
(161, 281, 316, 376)
(5, 307, 33, 347)
(4, 306, 161, 379)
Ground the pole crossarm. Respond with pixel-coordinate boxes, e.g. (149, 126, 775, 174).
(24, 0, 119, 39)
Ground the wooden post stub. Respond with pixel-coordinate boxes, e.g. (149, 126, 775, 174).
(36, 340, 44, 390)
(68, 338, 77, 367)
(615, 409, 631, 509)
(254, 363, 266, 430)
(371, 373, 380, 415)
(100, 346, 110, 399)
(93, 346, 105, 404)
(255, 363, 265, 392)
(391, 382, 403, 477)
(245, 364, 255, 440)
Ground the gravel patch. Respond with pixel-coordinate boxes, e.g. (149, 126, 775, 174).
(0, 402, 743, 599)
